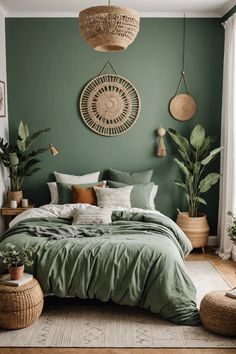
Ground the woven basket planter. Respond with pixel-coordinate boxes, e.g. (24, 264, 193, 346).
(200, 290, 236, 336)
(0, 278, 44, 329)
(79, 6, 140, 52)
(176, 212, 209, 251)
(8, 190, 23, 206)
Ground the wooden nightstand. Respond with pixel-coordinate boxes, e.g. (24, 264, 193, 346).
(1, 205, 34, 230)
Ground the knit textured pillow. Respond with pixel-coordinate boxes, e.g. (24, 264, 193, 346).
(72, 208, 112, 225)
(94, 186, 133, 208)
(108, 180, 154, 209)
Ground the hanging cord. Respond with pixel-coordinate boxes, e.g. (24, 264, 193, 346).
(182, 13, 185, 72)
(175, 13, 191, 95)
(99, 60, 118, 75)
(175, 71, 190, 95)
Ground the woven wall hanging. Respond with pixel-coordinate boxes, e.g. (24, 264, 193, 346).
(169, 15, 197, 121)
(80, 61, 141, 136)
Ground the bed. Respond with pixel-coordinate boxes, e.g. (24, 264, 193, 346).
(0, 203, 200, 326)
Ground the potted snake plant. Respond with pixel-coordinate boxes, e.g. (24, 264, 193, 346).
(168, 125, 223, 252)
(0, 121, 50, 205)
(0, 243, 38, 280)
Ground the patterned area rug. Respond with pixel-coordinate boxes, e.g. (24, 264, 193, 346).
(0, 261, 235, 348)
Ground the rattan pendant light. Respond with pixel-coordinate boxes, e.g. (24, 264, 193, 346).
(79, 0, 140, 52)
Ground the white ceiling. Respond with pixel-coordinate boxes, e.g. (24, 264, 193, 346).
(0, 0, 235, 18)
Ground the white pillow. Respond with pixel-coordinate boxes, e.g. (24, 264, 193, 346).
(54, 171, 100, 184)
(47, 182, 58, 204)
(149, 185, 158, 210)
(73, 208, 112, 225)
(94, 186, 133, 208)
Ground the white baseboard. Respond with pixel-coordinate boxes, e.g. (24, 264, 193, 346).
(207, 235, 217, 247)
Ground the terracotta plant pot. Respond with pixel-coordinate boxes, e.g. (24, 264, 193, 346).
(8, 264, 24, 280)
(176, 212, 210, 253)
(8, 191, 23, 206)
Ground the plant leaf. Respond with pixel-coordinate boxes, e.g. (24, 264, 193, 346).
(199, 173, 220, 193)
(199, 135, 217, 158)
(17, 139, 26, 152)
(25, 167, 41, 176)
(24, 128, 50, 150)
(174, 180, 187, 191)
(194, 197, 207, 205)
(18, 121, 29, 141)
(174, 158, 190, 178)
(9, 152, 19, 174)
(21, 148, 49, 162)
(201, 146, 224, 165)
(193, 162, 201, 175)
(168, 129, 190, 154)
(190, 125, 205, 150)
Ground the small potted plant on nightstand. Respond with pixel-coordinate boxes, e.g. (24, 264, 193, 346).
(0, 243, 38, 280)
(168, 125, 223, 252)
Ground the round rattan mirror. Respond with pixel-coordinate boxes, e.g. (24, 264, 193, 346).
(169, 93, 196, 121)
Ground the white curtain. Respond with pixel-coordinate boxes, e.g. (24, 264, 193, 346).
(217, 13, 236, 260)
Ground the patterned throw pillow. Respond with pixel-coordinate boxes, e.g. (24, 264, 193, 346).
(72, 208, 112, 225)
(94, 186, 133, 208)
(72, 182, 105, 205)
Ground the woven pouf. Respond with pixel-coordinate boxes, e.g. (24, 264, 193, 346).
(200, 290, 236, 336)
(0, 278, 44, 329)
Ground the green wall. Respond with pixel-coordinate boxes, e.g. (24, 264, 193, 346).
(5, 18, 224, 233)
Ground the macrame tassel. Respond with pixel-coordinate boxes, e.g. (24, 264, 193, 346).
(156, 127, 167, 157)
(157, 136, 167, 157)
(49, 144, 59, 156)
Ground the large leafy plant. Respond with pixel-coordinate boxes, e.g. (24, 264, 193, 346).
(227, 211, 236, 245)
(168, 125, 223, 217)
(0, 243, 38, 267)
(0, 121, 50, 191)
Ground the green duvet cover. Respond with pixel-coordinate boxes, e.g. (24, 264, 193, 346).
(0, 211, 200, 325)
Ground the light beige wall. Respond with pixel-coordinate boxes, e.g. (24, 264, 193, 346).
(0, 12, 8, 233)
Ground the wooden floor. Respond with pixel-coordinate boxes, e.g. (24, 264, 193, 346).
(1, 350, 236, 354)
(0, 249, 235, 354)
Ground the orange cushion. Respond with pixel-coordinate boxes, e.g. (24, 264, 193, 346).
(72, 182, 105, 205)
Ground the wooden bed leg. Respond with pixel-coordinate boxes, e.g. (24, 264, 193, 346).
(202, 246, 205, 254)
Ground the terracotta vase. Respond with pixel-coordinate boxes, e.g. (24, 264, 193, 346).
(8, 264, 24, 280)
(176, 212, 210, 253)
(8, 191, 23, 206)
